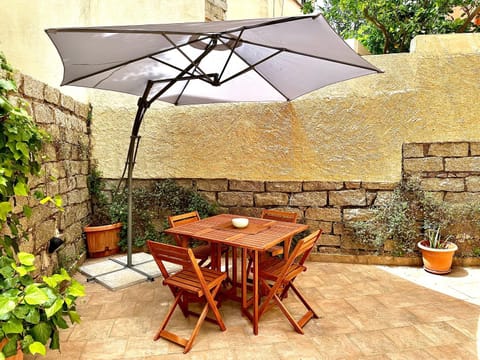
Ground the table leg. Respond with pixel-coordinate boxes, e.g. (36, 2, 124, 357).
(242, 248, 247, 310)
(253, 250, 259, 335)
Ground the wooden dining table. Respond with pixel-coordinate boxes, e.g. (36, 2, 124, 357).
(164, 213, 308, 335)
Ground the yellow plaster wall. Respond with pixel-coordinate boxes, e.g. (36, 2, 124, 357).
(92, 33, 480, 183)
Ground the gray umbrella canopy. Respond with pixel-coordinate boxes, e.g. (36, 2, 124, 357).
(46, 14, 381, 106)
(46, 14, 381, 269)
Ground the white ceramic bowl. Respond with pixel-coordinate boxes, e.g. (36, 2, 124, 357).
(232, 218, 249, 229)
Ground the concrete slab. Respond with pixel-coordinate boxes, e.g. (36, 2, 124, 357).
(79, 252, 180, 291)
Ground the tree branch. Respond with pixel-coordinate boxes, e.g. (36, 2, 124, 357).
(457, 6, 480, 33)
(363, 6, 393, 53)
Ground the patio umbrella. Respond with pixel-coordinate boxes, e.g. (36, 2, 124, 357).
(45, 14, 382, 271)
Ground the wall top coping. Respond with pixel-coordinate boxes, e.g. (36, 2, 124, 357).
(410, 33, 480, 55)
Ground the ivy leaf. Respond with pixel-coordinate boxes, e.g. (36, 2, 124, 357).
(0, 79, 16, 92)
(23, 205, 32, 218)
(0, 201, 12, 222)
(2, 317, 23, 334)
(18, 252, 35, 266)
(0, 297, 16, 316)
(24, 285, 48, 305)
(31, 322, 52, 345)
(68, 310, 81, 324)
(45, 299, 64, 318)
(28, 341, 46, 356)
(13, 182, 28, 196)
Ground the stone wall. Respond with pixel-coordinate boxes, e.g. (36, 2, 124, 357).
(3, 71, 90, 274)
(205, 0, 227, 21)
(123, 141, 480, 264)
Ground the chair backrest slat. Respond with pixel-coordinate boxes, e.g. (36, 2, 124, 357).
(261, 209, 297, 223)
(168, 211, 200, 228)
(147, 241, 199, 280)
(288, 230, 322, 267)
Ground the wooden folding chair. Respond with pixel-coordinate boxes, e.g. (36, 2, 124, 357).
(168, 211, 212, 267)
(257, 229, 322, 334)
(261, 209, 298, 257)
(246, 209, 298, 279)
(147, 240, 227, 354)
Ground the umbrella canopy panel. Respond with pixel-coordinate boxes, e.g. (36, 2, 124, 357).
(46, 14, 381, 105)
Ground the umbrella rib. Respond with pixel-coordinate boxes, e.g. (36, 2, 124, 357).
(161, 33, 215, 84)
(146, 37, 219, 105)
(230, 37, 380, 72)
(60, 33, 217, 85)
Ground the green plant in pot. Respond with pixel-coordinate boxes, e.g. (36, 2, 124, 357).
(84, 167, 122, 258)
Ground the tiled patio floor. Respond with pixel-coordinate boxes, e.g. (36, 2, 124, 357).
(27, 261, 480, 359)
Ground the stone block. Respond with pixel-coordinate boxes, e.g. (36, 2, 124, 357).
(229, 180, 264, 192)
(60, 94, 75, 112)
(305, 219, 332, 233)
(420, 178, 464, 192)
(266, 181, 302, 192)
(403, 143, 425, 158)
(34, 219, 56, 249)
(254, 192, 288, 206)
(199, 191, 216, 203)
(333, 223, 345, 235)
(54, 108, 68, 127)
(343, 208, 376, 222)
(230, 207, 259, 217)
(329, 189, 366, 207)
(23, 75, 45, 100)
(289, 192, 327, 207)
(345, 182, 361, 189)
(445, 192, 480, 203)
(303, 181, 343, 191)
(197, 179, 228, 191)
(33, 102, 54, 124)
(470, 142, 480, 156)
(428, 142, 469, 157)
(466, 176, 480, 192)
(44, 85, 60, 105)
(403, 157, 444, 173)
(218, 191, 253, 206)
(445, 157, 480, 172)
(373, 191, 395, 206)
(362, 182, 397, 190)
(305, 207, 341, 221)
(75, 102, 90, 119)
(318, 234, 340, 246)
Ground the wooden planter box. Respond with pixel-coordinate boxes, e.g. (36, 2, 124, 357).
(84, 222, 122, 258)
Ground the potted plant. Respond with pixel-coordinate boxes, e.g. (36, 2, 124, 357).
(0, 252, 85, 359)
(84, 168, 121, 258)
(417, 225, 457, 274)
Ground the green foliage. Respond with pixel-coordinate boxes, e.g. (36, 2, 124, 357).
(0, 253, 85, 357)
(0, 52, 83, 358)
(108, 179, 218, 250)
(86, 167, 111, 226)
(349, 176, 456, 255)
(315, 0, 480, 54)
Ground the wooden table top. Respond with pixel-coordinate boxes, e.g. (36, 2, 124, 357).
(164, 213, 308, 251)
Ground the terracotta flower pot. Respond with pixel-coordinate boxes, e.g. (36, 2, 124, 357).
(417, 240, 458, 275)
(0, 338, 23, 360)
(84, 222, 122, 258)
